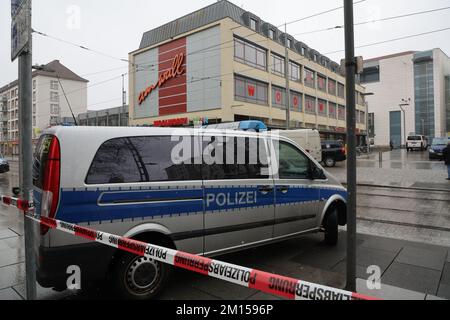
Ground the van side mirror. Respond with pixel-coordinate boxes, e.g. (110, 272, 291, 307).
(311, 165, 326, 180)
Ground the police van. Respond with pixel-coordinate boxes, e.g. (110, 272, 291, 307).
(33, 126, 347, 299)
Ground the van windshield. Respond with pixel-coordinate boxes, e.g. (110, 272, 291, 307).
(407, 136, 421, 141)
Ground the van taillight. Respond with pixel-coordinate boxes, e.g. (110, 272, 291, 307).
(41, 136, 61, 235)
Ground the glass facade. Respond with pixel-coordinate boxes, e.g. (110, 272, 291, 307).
(414, 52, 435, 139)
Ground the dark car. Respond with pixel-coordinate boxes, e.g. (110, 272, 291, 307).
(0, 155, 9, 173)
(321, 140, 347, 167)
(429, 138, 447, 160)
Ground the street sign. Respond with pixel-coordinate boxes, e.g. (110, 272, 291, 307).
(11, 0, 31, 61)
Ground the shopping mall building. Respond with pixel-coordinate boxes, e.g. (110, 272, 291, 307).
(129, 0, 368, 141)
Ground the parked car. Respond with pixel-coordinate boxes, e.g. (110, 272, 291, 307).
(429, 137, 448, 160)
(406, 134, 428, 151)
(33, 127, 348, 299)
(321, 140, 347, 167)
(0, 154, 9, 173)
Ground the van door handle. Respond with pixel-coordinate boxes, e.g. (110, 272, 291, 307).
(258, 186, 274, 194)
(277, 186, 290, 194)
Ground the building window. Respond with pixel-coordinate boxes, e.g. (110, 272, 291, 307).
(50, 92, 59, 103)
(318, 99, 327, 116)
(360, 111, 366, 124)
(33, 92, 36, 102)
(338, 105, 346, 120)
(33, 116, 36, 126)
(33, 104, 36, 114)
(235, 75, 268, 105)
(50, 80, 59, 90)
(269, 29, 274, 40)
(234, 38, 267, 71)
(33, 80, 36, 90)
(329, 102, 337, 118)
(272, 86, 286, 108)
(289, 62, 301, 82)
(50, 104, 59, 114)
(338, 83, 345, 99)
(360, 66, 380, 83)
(271, 53, 285, 76)
(50, 116, 59, 125)
(250, 18, 257, 31)
(317, 74, 327, 92)
(304, 68, 315, 88)
(287, 39, 292, 48)
(328, 79, 337, 95)
(305, 95, 316, 114)
(290, 91, 302, 112)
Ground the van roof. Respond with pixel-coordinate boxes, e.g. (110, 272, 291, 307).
(43, 126, 286, 141)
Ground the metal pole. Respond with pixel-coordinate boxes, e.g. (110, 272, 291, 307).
(284, 24, 291, 130)
(344, 0, 357, 292)
(365, 102, 370, 153)
(18, 0, 36, 300)
(121, 74, 125, 127)
(399, 103, 408, 148)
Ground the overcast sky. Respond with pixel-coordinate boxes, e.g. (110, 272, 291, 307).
(1, 0, 450, 111)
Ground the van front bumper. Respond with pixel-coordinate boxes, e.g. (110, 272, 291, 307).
(37, 243, 115, 289)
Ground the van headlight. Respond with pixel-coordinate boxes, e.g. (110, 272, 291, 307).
(429, 149, 435, 153)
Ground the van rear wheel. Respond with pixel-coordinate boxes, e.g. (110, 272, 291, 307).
(110, 240, 171, 300)
(324, 210, 338, 246)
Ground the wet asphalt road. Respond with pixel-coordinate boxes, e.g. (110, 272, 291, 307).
(0, 150, 449, 300)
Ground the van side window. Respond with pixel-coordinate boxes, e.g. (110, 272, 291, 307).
(202, 136, 269, 180)
(278, 141, 311, 180)
(86, 136, 202, 184)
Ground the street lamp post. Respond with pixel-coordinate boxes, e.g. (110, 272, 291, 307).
(361, 93, 374, 152)
(399, 99, 410, 148)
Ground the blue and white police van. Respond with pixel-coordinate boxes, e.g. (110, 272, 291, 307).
(32, 126, 347, 299)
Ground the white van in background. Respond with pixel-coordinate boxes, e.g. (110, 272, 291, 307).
(406, 134, 429, 151)
(279, 129, 322, 163)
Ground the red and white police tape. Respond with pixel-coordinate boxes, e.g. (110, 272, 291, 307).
(1, 195, 379, 301)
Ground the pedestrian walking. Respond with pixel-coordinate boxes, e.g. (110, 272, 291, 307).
(390, 141, 394, 151)
(443, 141, 450, 181)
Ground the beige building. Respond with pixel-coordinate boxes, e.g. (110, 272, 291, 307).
(129, 0, 367, 142)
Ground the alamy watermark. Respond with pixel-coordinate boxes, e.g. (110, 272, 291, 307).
(66, 265, 81, 290)
(170, 128, 281, 176)
(366, 265, 382, 290)
(66, 5, 81, 30)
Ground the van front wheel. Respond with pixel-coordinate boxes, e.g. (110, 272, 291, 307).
(324, 210, 338, 246)
(110, 244, 171, 300)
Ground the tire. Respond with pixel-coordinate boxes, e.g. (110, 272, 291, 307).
(109, 238, 171, 300)
(324, 157, 336, 168)
(324, 210, 338, 246)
